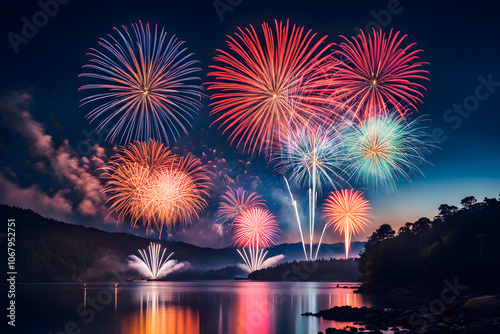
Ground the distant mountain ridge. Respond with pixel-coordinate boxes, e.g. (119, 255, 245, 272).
(268, 241, 366, 260)
(0, 204, 364, 282)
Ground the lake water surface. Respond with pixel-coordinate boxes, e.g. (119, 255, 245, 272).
(13, 281, 424, 334)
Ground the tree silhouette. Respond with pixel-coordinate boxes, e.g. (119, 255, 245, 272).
(366, 224, 395, 247)
(460, 196, 477, 209)
(359, 195, 500, 292)
(438, 204, 459, 218)
(398, 222, 413, 236)
(483, 197, 498, 206)
(411, 217, 432, 234)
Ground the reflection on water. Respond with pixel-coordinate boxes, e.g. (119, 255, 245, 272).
(232, 288, 273, 333)
(113, 281, 393, 334)
(122, 287, 199, 334)
(16, 281, 424, 334)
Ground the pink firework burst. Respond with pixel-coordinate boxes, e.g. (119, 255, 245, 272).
(215, 187, 267, 225)
(233, 208, 280, 249)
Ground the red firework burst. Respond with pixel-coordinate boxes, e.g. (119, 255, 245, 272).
(207, 20, 341, 155)
(334, 28, 429, 120)
(233, 208, 280, 249)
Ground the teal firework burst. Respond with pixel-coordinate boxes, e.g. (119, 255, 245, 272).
(344, 113, 432, 191)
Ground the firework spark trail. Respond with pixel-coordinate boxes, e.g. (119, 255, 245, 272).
(207, 20, 342, 155)
(102, 139, 212, 237)
(321, 189, 371, 259)
(333, 28, 429, 120)
(284, 177, 308, 260)
(343, 112, 432, 191)
(233, 208, 280, 272)
(272, 125, 349, 259)
(236, 247, 269, 272)
(79, 21, 203, 144)
(136, 242, 174, 279)
(215, 187, 267, 225)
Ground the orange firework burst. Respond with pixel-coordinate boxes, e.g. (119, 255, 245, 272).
(102, 139, 212, 236)
(207, 20, 341, 155)
(321, 189, 371, 259)
(215, 187, 267, 224)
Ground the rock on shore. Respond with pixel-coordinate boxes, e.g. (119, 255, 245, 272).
(302, 300, 500, 334)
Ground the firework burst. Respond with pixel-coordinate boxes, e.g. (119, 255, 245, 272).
(272, 124, 349, 260)
(321, 189, 371, 259)
(234, 208, 279, 248)
(133, 242, 175, 280)
(79, 21, 203, 144)
(215, 187, 267, 224)
(334, 28, 429, 120)
(102, 139, 212, 236)
(272, 125, 348, 192)
(207, 20, 341, 155)
(343, 112, 431, 191)
(233, 208, 280, 272)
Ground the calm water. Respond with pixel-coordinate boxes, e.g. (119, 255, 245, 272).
(12, 281, 423, 334)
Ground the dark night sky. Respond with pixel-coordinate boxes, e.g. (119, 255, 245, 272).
(1, 0, 499, 247)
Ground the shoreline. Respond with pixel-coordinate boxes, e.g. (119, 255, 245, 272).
(303, 294, 500, 334)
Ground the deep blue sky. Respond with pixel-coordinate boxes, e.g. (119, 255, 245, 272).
(1, 0, 499, 245)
